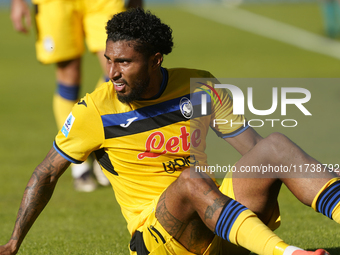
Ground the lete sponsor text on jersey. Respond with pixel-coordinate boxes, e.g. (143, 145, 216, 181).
(138, 126, 201, 159)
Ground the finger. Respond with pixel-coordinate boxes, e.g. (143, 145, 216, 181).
(24, 10, 31, 31)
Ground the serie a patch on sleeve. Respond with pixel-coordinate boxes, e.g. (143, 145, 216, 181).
(61, 113, 75, 138)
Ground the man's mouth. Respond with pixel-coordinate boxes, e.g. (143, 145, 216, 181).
(113, 82, 126, 92)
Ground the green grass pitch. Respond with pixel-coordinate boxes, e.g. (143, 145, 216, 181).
(0, 3, 339, 254)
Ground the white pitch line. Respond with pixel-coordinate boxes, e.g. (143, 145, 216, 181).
(182, 5, 340, 60)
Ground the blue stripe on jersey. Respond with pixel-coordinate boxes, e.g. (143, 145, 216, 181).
(222, 124, 249, 138)
(101, 91, 209, 128)
(53, 141, 83, 164)
(102, 96, 185, 127)
(214, 199, 248, 242)
(316, 181, 340, 219)
(190, 89, 212, 105)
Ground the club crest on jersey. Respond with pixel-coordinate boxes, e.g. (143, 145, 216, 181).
(179, 97, 193, 119)
(61, 113, 75, 138)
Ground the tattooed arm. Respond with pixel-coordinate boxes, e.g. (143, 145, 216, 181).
(0, 147, 71, 255)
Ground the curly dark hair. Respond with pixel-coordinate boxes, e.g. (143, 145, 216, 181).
(106, 8, 173, 59)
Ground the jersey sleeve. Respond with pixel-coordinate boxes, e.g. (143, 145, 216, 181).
(54, 94, 104, 163)
(210, 88, 249, 138)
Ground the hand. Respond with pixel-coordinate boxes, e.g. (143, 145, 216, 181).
(0, 242, 18, 255)
(10, 0, 31, 33)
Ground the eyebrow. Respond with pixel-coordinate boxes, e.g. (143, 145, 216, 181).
(104, 54, 132, 62)
(115, 57, 132, 62)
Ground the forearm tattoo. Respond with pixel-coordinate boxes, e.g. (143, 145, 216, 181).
(11, 149, 69, 244)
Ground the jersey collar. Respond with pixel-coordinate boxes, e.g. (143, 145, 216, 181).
(139, 67, 168, 101)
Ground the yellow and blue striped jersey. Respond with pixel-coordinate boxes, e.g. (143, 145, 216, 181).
(54, 67, 248, 234)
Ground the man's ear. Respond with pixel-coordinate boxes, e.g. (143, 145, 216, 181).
(150, 52, 163, 69)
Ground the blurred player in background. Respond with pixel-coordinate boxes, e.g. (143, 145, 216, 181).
(320, 0, 340, 37)
(10, 0, 142, 192)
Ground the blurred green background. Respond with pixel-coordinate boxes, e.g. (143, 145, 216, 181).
(0, 1, 339, 254)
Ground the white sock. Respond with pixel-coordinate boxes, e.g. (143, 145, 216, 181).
(71, 161, 90, 179)
(284, 246, 304, 255)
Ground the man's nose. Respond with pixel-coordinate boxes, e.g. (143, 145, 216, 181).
(108, 64, 121, 80)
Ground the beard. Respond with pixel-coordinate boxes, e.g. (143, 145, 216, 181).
(116, 75, 151, 104)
